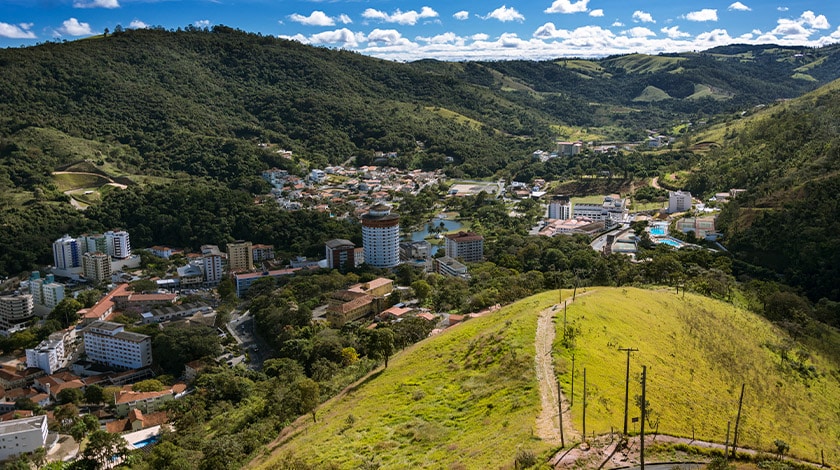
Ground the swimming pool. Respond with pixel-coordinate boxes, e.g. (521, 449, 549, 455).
(657, 237, 684, 248)
(132, 436, 159, 448)
(650, 225, 666, 236)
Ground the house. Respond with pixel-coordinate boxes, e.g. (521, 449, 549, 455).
(105, 409, 169, 434)
(113, 383, 187, 417)
(378, 305, 413, 321)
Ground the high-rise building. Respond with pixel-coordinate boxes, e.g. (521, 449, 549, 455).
(325, 239, 356, 272)
(548, 195, 572, 220)
(84, 321, 152, 369)
(444, 232, 485, 263)
(105, 230, 131, 259)
(83, 233, 108, 255)
(0, 294, 34, 331)
(361, 204, 400, 268)
(203, 254, 223, 286)
(226, 241, 254, 272)
(29, 273, 64, 309)
(668, 191, 693, 214)
(53, 234, 82, 270)
(26, 336, 66, 374)
(83, 252, 112, 284)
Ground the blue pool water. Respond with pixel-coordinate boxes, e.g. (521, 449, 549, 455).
(658, 238, 683, 248)
(132, 436, 159, 448)
(650, 226, 666, 236)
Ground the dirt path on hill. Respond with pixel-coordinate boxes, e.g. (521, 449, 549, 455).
(650, 176, 661, 189)
(534, 292, 591, 444)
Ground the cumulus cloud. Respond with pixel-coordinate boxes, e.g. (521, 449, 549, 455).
(73, 0, 119, 8)
(685, 9, 718, 22)
(590, 9, 604, 17)
(367, 29, 413, 46)
(612, 21, 625, 27)
(310, 28, 365, 47)
(484, 5, 525, 22)
(453, 11, 469, 21)
(289, 11, 336, 27)
(471, 33, 489, 41)
(338, 14, 352, 25)
(416, 32, 465, 45)
(128, 20, 148, 29)
(624, 27, 656, 38)
(194, 20, 210, 28)
(695, 29, 734, 45)
(0, 22, 36, 39)
(58, 18, 93, 36)
(362, 6, 438, 25)
(632, 11, 655, 23)
(544, 0, 589, 14)
(728, 2, 751, 11)
(661, 26, 690, 38)
(533, 22, 571, 39)
(800, 10, 830, 29)
(771, 10, 830, 39)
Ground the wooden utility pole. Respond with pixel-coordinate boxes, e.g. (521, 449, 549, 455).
(731, 384, 745, 459)
(724, 421, 731, 461)
(557, 379, 565, 448)
(640, 365, 647, 470)
(582, 368, 587, 442)
(562, 300, 568, 341)
(619, 347, 639, 435)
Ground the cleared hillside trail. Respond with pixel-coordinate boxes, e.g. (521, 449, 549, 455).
(534, 290, 591, 445)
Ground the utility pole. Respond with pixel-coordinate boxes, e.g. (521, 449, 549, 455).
(640, 365, 647, 470)
(582, 367, 587, 442)
(724, 421, 731, 461)
(556, 379, 565, 448)
(570, 354, 575, 407)
(619, 347, 639, 435)
(562, 300, 568, 341)
(731, 384, 745, 459)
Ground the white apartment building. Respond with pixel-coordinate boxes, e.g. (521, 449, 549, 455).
(26, 337, 66, 375)
(52, 234, 82, 270)
(83, 233, 108, 255)
(0, 294, 34, 332)
(361, 204, 400, 268)
(444, 232, 485, 263)
(106, 230, 131, 259)
(82, 252, 112, 284)
(548, 196, 572, 220)
(29, 273, 65, 310)
(668, 191, 693, 213)
(84, 321, 152, 370)
(202, 254, 223, 286)
(0, 415, 50, 461)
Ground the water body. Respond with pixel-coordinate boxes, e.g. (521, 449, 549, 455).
(409, 217, 463, 255)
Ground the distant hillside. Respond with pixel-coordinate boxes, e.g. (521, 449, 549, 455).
(684, 78, 840, 301)
(252, 288, 840, 469)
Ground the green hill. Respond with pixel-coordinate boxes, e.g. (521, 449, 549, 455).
(253, 288, 840, 469)
(633, 85, 672, 102)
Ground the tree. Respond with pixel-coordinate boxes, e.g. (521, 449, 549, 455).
(296, 378, 320, 423)
(82, 430, 127, 469)
(84, 384, 104, 405)
(75, 289, 103, 308)
(367, 328, 395, 368)
(410, 279, 432, 303)
(217, 277, 236, 302)
(55, 403, 79, 430)
(132, 379, 165, 392)
(49, 298, 82, 328)
(129, 279, 158, 293)
(57, 387, 83, 405)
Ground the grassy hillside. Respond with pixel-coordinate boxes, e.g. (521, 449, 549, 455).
(554, 288, 840, 465)
(253, 291, 561, 469)
(253, 288, 840, 468)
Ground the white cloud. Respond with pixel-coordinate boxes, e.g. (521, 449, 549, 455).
(453, 11, 469, 21)
(624, 27, 656, 38)
(128, 20, 148, 29)
(661, 26, 690, 38)
(0, 22, 36, 39)
(632, 11, 655, 23)
(800, 10, 830, 29)
(534, 22, 571, 39)
(728, 2, 751, 11)
(484, 5, 525, 22)
(73, 0, 119, 8)
(416, 32, 464, 45)
(310, 28, 365, 47)
(694, 29, 734, 45)
(194, 20, 210, 28)
(289, 11, 335, 27)
(338, 14, 352, 25)
(58, 18, 93, 36)
(590, 10, 604, 18)
(612, 21, 624, 27)
(778, 7, 789, 12)
(280, 33, 309, 44)
(544, 0, 589, 14)
(367, 29, 413, 46)
(686, 9, 718, 22)
(471, 33, 489, 41)
(362, 7, 438, 26)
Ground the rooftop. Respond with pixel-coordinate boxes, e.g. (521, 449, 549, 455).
(445, 231, 484, 243)
(0, 415, 46, 435)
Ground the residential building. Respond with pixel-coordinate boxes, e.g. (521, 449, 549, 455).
(113, 293, 177, 312)
(0, 294, 34, 333)
(113, 383, 187, 417)
(668, 191, 693, 213)
(548, 195, 572, 220)
(78, 283, 131, 323)
(400, 240, 431, 261)
(361, 204, 400, 268)
(106, 230, 131, 259)
(52, 234, 82, 270)
(444, 232, 484, 263)
(83, 321, 152, 370)
(149, 246, 175, 259)
(325, 239, 356, 272)
(557, 141, 583, 156)
(0, 415, 50, 461)
(176, 263, 204, 288)
(25, 337, 66, 375)
(677, 216, 717, 239)
(82, 233, 108, 255)
(82, 252, 112, 284)
(202, 254, 223, 286)
(233, 268, 298, 298)
(252, 244, 275, 262)
(227, 241, 254, 272)
(29, 272, 65, 309)
(434, 256, 469, 278)
(326, 278, 394, 327)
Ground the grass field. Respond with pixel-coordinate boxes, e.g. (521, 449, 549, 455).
(52, 173, 111, 192)
(604, 54, 686, 74)
(255, 291, 563, 470)
(633, 86, 672, 102)
(687, 84, 732, 101)
(425, 106, 486, 131)
(552, 287, 840, 465)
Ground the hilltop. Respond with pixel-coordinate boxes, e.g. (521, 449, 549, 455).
(252, 287, 840, 469)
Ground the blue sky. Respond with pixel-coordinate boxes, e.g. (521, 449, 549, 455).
(2, 0, 839, 60)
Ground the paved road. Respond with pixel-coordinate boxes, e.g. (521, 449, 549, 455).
(227, 310, 270, 370)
